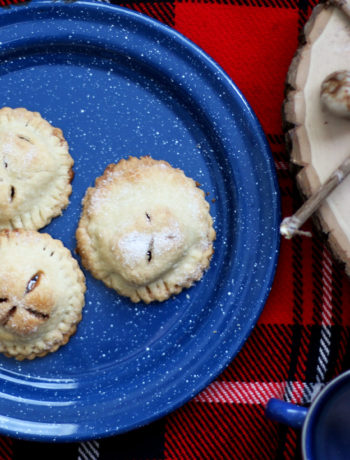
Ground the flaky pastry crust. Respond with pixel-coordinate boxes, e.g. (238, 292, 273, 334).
(0, 107, 74, 231)
(76, 156, 216, 303)
(0, 230, 86, 360)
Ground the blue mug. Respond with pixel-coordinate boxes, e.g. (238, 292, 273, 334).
(265, 371, 350, 459)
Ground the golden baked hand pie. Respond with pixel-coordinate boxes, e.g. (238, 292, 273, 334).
(0, 230, 86, 360)
(76, 156, 216, 303)
(0, 107, 74, 231)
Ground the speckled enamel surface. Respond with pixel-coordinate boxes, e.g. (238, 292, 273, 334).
(0, 0, 280, 441)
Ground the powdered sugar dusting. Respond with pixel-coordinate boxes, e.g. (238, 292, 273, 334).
(117, 223, 183, 269)
(153, 224, 182, 257)
(88, 170, 123, 213)
(117, 231, 151, 268)
(1, 133, 37, 167)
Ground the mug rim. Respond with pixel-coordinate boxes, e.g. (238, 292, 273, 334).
(301, 370, 350, 460)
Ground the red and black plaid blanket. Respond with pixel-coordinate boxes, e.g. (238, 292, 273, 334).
(0, 0, 349, 458)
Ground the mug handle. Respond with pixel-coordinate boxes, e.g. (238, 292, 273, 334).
(265, 398, 308, 429)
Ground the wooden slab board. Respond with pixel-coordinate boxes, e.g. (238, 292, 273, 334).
(284, 0, 350, 276)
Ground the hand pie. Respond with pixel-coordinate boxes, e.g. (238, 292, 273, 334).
(0, 107, 74, 231)
(76, 156, 216, 303)
(0, 230, 86, 360)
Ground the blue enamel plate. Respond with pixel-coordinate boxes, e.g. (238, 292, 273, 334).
(0, 0, 280, 441)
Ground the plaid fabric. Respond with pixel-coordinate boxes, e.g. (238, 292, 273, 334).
(1, 0, 350, 458)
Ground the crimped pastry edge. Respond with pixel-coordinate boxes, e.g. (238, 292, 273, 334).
(76, 156, 216, 303)
(0, 229, 86, 360)
(0, 107, 74, 231)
